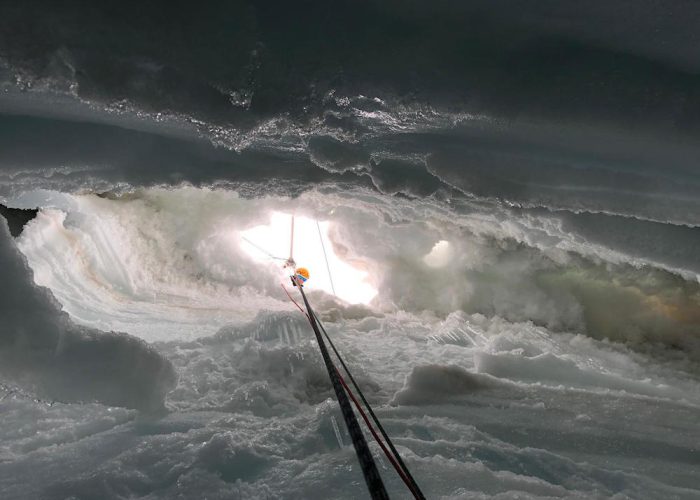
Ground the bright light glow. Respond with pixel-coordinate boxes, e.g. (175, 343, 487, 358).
(240, 212, 377, 305)
(423, 240, 453, 268)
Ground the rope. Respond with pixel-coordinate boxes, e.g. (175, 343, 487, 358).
(281, 283, 308, 318)
(240, 235, 286, 261)
(312, 219, 420, 495)
(297, 284, 389, 500)
(335, 366, 421, 498)
(289, 215, 295, 263)
(312, 311, 426, 500)
(282, 280, 425, 498)
(316, 220, 336, 296)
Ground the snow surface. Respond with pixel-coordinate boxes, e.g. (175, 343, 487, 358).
(0, 187, 698, 499)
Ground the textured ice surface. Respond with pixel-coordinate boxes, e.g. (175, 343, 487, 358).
(1, 309, 698, 499)
(1, 188, 698, 499)
(0, 220, 175, 411)
(2, 5, 700, 494)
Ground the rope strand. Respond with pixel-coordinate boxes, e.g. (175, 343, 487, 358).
(296, 283, 389, 500)
(282, 279, 424, 499)
(336, 367, 423, 499)
(316, 220, 336, 296)
(313, 311, 426, 500)
(240, 235, 286, 261)
(281, 283, 308, 318)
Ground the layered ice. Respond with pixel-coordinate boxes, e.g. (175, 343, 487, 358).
(1, 4, 699, 494)
(10, 187, 700, 355)
(0, 185, 697, 498)
(0, 219, 175, 411)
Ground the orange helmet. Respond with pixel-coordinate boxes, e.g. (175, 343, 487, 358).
(295, 267, 310, 283)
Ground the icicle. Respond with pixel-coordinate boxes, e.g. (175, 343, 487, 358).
(331, 415, 344, 448)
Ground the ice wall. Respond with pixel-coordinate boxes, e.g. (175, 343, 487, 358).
(0, 219, 176, 411)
